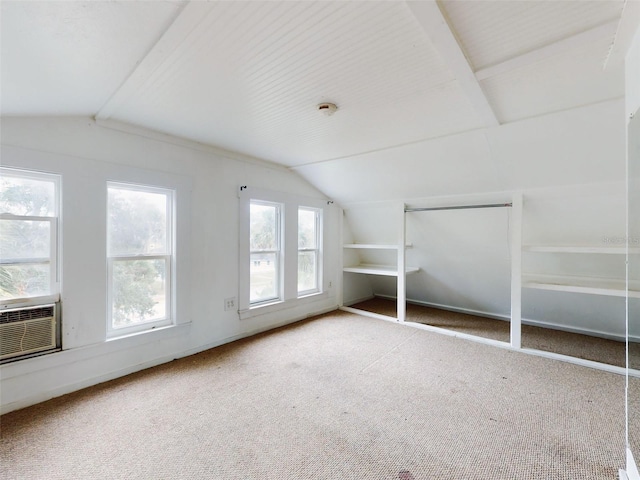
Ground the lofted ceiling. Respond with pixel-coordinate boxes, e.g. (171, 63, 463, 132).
(0, 0, 634, 168)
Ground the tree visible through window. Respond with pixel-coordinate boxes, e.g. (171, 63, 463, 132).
(107, 184, 172, 332)
(249, 201, 281, 304)
(0, 169, 58, 301)
(240, 187, 325, 315)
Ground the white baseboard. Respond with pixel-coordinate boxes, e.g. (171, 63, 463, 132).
(339, 306, 397, 323)
(627, 449, 640, 480)
(1, 304, 339, 415)
(375, 294, 637, 343)
(342, 295, 376, 307)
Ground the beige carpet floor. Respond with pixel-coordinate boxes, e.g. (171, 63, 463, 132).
(1, 309, 636, 479)
(350, 297, 640, 369)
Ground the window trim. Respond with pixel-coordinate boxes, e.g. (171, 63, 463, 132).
(0, 167, 61, 305)
(106, 182, 175, 338)
(297, 206, 322, 297)
(239, 186, 327, 318)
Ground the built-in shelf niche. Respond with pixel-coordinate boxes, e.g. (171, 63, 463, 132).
(522, 244, 638, 298)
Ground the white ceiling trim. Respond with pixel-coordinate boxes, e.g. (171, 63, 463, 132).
(475, 20, 619, 81)
(406, 0, 499, 128)
(95, 1, 210, 121)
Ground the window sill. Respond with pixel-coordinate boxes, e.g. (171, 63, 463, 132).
(239, 291, 328, 320)
(106, 319, 176, 341)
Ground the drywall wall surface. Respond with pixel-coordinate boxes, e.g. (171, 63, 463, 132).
(341, 203, 407, 306)
(627, 25, 640, 120)
(344, 194, 512, 317)
(522, 182, 626, 245)
(341, 209, 374, 306)
(0, 117, 340, 413)
(404, 205, 511, 316)
(521, 183, 626, 337)
(342, 183, 626, 338)
(294, 98, 625, 205)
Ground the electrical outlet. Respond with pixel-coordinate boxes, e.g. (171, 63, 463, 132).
(224, 297, 236, 311)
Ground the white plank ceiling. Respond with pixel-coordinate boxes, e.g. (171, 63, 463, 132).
(1, 0, 630, 167)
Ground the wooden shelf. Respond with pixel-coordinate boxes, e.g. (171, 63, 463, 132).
(523, 245, 640, 254)
(523, 273, 640, 298)
(343, 264, 419, 277)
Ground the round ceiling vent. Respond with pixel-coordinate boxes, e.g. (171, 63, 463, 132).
(317, 102, 338, 116)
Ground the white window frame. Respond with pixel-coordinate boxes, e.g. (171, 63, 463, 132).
(297, 206, 322, 297)
(106, 182, 174, 337)
(0, 167, 61, 308)
(239, 187, 327, 319)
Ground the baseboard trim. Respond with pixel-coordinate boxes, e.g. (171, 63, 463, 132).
(1, 304, 339, 415)
(375, 294, 637, 343)
(342, 295, 376, 307)
(627, 448, 640, 480)
(340, 306, 397, 323)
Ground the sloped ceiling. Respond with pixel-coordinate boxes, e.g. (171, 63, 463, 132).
(0, 0, 634, 173)
(0, 1, 184, 115)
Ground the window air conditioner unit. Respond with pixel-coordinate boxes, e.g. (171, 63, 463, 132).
(0, 304, 56, 361)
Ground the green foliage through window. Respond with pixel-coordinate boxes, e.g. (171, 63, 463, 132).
(108, 184, 171, 330)
(0, 170, 57, 300)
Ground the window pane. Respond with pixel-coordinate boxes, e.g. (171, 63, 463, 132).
(298, 208, 317, 249)
(0, 219, 50, 260)
(0, 174, 55, 216)
(0, 264, 50, 299)
(250, 253, 278, 303)
(112, 259, 167, 328)
(108, 187, 168, 256)
(250, 203, 278, 251)
(298, 251, 317, 293)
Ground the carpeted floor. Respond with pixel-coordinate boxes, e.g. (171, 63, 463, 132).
(1, 309, 636, 479)
(350, 297, 640, 368)
(0, 312, 640, 480)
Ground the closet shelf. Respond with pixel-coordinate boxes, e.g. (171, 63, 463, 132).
(523, 274, 640, 298)
(343, 264, 419, 277)
(523, 245, 640, 254)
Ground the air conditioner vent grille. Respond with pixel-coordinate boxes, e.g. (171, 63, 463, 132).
(0, 305, 55, 324)
(0, 305, 57, 360)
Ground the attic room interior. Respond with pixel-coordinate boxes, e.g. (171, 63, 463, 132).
(1, 0, 640, 478)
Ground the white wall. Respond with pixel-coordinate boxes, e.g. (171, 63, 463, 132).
(627, 26, 640, 121)
(330, 98, 627, 340)
(0, 117, 341, 414)
(294, 98, 625, 204)
(626, 22, 640, 480)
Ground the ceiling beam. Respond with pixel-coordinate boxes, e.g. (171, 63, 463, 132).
(96, 1, 216, 121)
(476, 20, 619, 81)
(406, 0, 499, 128)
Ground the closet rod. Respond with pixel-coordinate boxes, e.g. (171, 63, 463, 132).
(405, 202, 512, 213)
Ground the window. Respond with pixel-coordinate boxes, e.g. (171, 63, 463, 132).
(239, 187, 326, 317)
(249, 201, 282, 305)
(107, 183, 173, 335)
(0, 168, 59, 303)
(298, 207, 321, 296)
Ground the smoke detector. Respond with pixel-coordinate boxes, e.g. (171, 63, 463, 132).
(317, 102, 338, 116)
